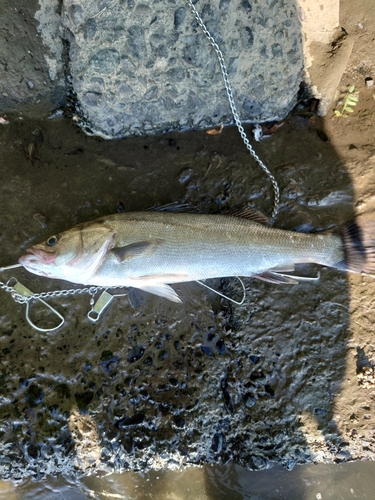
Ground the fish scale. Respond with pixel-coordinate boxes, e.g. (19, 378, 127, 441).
(93, 213, 342, 283)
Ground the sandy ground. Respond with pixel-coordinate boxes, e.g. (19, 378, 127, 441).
(319, 0, 375, 459)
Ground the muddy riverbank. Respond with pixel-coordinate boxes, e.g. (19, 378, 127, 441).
(1, 94, 375, 482)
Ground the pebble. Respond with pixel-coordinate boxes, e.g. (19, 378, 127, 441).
(48, 109, 64, 120)
(89, 49, 120, 73)
(365, 77, 374, 88)
(33, 213, 48, 228)
(174, 7, 186, 29)
(28, 143, 37, 161)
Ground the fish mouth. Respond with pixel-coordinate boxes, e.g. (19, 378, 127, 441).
(24, 247, 56, 263)
(18, 254, 51, 278)
(18, 247, 56, 271)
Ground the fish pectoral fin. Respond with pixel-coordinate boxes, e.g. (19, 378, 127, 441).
(111, 240, 163, 263)
(133, 282, 182, 303)
(253, 271, 299, 285)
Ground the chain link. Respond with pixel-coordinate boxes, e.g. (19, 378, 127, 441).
(0, 279, 125, 305)
(186, 0, 280, 219)
(0, 281, 17, 296)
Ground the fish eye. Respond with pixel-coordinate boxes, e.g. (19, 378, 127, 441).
(46, 236, 58, 247)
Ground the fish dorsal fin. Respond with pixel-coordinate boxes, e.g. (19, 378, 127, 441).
(111, 240, 162, 263)
(147, 202, 199, 213)
(224, 207, 271, 225)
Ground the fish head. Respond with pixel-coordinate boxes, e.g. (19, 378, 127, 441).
(19, 221, 116, 282)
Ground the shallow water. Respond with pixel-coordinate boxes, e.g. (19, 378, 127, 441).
(2, 461, 375, 499)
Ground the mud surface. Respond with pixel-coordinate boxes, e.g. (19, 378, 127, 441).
(1, 89, 375, 482)
(0, 0, 64, 116)
(1, 0, 375, 493)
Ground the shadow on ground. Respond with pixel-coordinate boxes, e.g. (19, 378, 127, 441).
(0, 110, 357, 485)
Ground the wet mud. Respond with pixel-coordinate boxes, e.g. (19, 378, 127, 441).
(1, 106, 374, 484)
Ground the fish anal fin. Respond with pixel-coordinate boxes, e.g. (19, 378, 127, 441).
(112, 240, 162, 263)
(254, 271, 299, 285)
(225, 207, 271, 225)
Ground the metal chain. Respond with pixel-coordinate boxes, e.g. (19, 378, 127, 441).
(0, 281, 17, 296)
(0, 279, 118, 304)
(186, 0, 280, 219)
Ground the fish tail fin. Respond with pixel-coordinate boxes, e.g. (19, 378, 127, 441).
(338, 217, 375, 274)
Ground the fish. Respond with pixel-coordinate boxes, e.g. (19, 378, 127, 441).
(18, 209, 375, 303)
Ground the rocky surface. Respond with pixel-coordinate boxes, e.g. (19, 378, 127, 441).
(56, 0, 303, 137)
(3, 0, 303, 138)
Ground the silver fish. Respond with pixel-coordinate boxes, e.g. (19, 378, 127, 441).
(18, 209, 375, 303)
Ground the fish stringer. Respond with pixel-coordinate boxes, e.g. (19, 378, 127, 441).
(87, 289, 129, 322)
(196, 269, 320, 306)
(5, 277, 65, 332)
(186, 0, 280, 220)
(196, 276, 247, 305)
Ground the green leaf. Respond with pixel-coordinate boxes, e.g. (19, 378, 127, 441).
(334, 85, 359, 117)
(347, 95, 359, 103)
